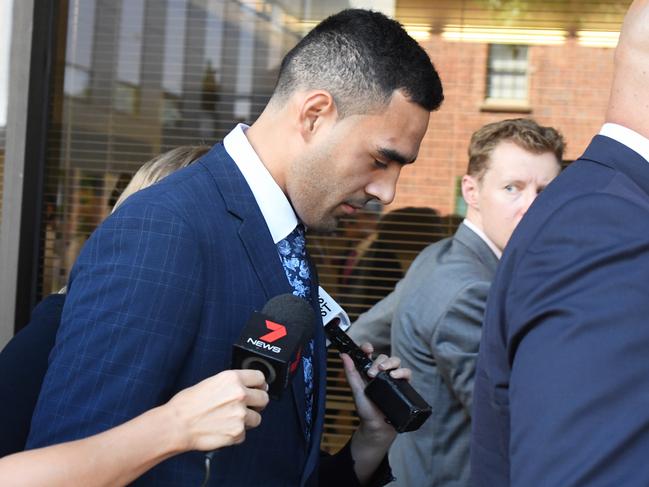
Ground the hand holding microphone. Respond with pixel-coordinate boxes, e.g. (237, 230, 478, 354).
(325, 319, 432, 433)
(342, 343, 410, 441)
(341, 343, 406, 485)
(0, 371, 271, 487)
(231, 293, 316, 399)
(201, 294, 315, 485)
(203, 293, 315, 451)
(166, 369, 269, 452)
(332, 334, 426, 486)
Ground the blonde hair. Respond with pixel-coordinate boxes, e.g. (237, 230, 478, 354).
(112, 145, 210, 212)
(467, 119, 565, 180)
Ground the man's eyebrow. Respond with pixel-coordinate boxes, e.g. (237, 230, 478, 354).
(378, 147, 416, 166)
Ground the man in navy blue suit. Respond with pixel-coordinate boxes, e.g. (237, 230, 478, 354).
(27, 9, 443, 486)
(471, 1, 649, 485)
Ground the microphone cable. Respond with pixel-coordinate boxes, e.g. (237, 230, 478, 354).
(199, 452, 215, 487)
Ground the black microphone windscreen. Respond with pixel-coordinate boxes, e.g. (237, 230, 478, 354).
(261, 293, 316, 345)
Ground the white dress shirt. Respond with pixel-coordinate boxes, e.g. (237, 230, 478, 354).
(600, 123, 649, 164)
(223, 123, 298, 244)
(462, 218, 502, 259)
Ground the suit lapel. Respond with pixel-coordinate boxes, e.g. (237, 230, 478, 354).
(238, 218, 294, 298)
(202, 143, 310, 439)
(454, 223, 500, 274)
(203, 143, 292, 299)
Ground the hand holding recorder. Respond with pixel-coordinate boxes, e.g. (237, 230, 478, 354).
(325, 319, 432, 433)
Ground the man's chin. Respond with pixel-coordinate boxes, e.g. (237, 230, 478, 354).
(306, 214, 339, 233)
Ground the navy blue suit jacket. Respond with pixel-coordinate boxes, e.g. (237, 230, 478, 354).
(471, 135, 649, 486)
(0, 294, 65, 456)
(27, 143, 329, 486)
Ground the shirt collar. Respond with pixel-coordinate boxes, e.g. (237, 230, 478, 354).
(462, 218, 502, 259)
(599, 123, 649, 164)
(223, 123, 298, 243)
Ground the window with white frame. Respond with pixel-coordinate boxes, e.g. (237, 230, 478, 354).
(486, 44, 529, 102)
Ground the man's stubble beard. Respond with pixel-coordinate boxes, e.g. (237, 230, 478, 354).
(287, 147, 340, 232)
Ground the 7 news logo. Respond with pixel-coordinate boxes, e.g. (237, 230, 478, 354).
(246, 320, 286, 354)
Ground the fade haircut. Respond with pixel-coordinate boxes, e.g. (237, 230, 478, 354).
(271, 9, 443, 117)
(467, 118, 565, 180)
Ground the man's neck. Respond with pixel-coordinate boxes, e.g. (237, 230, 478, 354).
(246, 109, 292, 194)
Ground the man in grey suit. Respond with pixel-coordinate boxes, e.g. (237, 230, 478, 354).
(349, 118, 564, 486)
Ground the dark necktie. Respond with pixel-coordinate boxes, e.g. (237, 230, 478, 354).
(276, 224, 314, 442)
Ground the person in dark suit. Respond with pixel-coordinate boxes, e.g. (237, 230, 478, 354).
(0, 294, 65, 457)
(1, 145, 271, 484)
(1, 146, 211, 457)
(349, 119, 564, 486)
(27, 9, 443, 486)
(471, 2, 649, 485)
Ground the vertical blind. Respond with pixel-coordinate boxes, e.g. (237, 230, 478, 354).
(41, 0, 630, 452)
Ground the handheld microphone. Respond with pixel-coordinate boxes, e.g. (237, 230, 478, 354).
(231, 293, 316, 399)
(325, 319, 432, 433)
(203, 294, 316, 483)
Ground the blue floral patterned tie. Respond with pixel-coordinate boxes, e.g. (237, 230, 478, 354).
(276, 224, 314, 442)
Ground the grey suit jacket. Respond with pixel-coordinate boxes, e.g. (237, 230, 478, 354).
(348, 278, 399, 357)
(352, 223, 498, 486)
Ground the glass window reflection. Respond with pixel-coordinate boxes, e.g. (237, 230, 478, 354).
(64, 0, 96, 97)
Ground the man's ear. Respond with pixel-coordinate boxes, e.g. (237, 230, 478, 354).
(461, 174, 481, 211)
(298, 90, 337, 141)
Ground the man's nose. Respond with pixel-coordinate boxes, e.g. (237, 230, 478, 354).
(365, 167, 401, 205)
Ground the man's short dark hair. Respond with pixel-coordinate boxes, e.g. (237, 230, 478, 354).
(271, 9, 444, 117)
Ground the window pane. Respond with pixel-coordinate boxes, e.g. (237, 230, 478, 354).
(487, 44, 529, 100)
(64, 0, 96, 97)
(162, 0, 187, 96)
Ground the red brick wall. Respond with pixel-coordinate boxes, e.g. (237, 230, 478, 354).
(393, 35, 616, 215)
